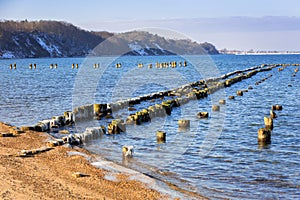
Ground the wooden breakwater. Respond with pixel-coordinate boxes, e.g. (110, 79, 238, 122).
(8, 60, 189, 70)
(17, 63, 298, 147)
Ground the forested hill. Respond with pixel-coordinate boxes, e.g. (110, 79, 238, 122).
(0, 20, 219, 58)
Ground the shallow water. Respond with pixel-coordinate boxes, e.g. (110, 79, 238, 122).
(0, 55, 299, 199)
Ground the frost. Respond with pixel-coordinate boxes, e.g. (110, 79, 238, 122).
(92, 160, 184, 199)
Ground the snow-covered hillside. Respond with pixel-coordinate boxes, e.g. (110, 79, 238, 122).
(0, 20, 219, 58)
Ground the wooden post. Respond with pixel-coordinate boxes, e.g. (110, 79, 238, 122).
(212, 105, 220, 111)
(264, 117, 273, 130)
(258, 128, 271, 143)
(178, 119, 190, 128)
(236, 90, 243, 96)
(156, 131, 166, 143)
(219, 99, 226, 105)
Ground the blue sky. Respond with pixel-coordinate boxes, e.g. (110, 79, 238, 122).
(0, 0, 300, 51)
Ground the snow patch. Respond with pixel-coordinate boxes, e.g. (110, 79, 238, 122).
(35, 36, 50, 52)
(1, 51, 15, 59)
(153, 43, 165, 53)
(34, 35, 62, 56)
(68, 151, 92, 161)
(13, 36, 20, 46)
(26, 38, 32, 46)
(52, 44, 62, 55)
(128, 42, 148, 56)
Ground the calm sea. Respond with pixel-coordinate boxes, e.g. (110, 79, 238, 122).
(0, 55, 299, 199)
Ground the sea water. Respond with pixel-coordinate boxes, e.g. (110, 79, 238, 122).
(0, 55, 299, 199)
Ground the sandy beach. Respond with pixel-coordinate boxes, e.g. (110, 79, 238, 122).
(0, 122, 171, 200)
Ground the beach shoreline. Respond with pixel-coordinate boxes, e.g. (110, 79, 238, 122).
(0, 122, 206, 200)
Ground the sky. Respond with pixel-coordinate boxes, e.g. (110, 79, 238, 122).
(0, 0, 300, 51)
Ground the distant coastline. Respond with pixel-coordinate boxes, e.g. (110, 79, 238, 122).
(219, 49, 300, 55)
